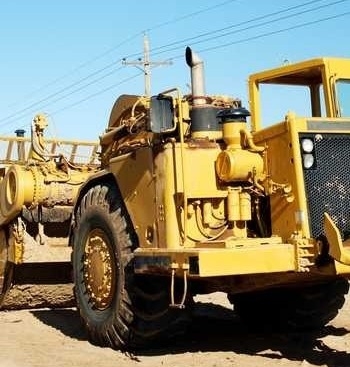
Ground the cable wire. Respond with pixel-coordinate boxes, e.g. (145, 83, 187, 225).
(47, 9, 350, 117)
(196, 10, 350, 55)
(147, 0, 325, 54)
(149, 0, 349, 57)
(6, 0, 239, 109)
(51, 71, 144, 115)
(146, 0, 239, 32)
(6, 35, 143, 108)
(0, 66, 125, 128)
(1, 0, 349, 130)
(1, 0, 338, 120)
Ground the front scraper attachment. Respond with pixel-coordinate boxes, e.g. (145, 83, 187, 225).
(0, 114, 99, 310)
(324, 212, 350, 265)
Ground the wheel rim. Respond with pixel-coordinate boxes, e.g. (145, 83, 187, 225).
(83, 228, 116, 310)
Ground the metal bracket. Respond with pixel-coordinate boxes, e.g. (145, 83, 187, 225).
(169, 263, 188, 309)
(10, 217, 26, 264)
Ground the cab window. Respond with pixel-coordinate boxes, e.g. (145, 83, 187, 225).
(259, 83, 325, 127)
(336, 79, 350, 117)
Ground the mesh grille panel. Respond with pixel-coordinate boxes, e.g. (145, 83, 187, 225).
(303, 133, 350, 239)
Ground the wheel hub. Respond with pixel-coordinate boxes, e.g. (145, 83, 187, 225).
(83, 229, 115, 310)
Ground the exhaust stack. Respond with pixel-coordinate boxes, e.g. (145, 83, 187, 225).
(185, 47, 222, 140)
(185, 47, 206, 106)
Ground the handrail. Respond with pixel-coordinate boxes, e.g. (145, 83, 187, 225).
(0, 135, 99, 166)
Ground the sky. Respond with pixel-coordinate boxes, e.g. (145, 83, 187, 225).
(1, 0, 350, 142)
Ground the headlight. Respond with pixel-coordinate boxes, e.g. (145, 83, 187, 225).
(303, 153, 315, 169)
(301, 138, 314, 153)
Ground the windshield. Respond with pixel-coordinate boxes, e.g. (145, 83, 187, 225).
(257, 82, 325, 128)
(336, 79, 350, 117)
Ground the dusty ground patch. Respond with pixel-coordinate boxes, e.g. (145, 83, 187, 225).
(1, 291, 350, 367)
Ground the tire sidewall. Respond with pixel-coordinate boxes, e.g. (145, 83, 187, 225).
(73, 202, 124, 329)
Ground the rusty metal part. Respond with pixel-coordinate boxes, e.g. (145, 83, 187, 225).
(1, 261, 74, 310)
(1, 284, 75, 310)
(0, 164, 93, 226)
(83, 229, 116, 310)
(0, 229, 13, 304)
(0, 230, 7, 286)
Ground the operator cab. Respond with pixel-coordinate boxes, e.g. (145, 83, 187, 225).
(249, 57, 350, 131)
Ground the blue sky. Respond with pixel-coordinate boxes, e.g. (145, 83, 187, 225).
(1, 0, 350, 141)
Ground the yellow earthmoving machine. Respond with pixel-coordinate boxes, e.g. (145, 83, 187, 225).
(0, 115, 99, 308)
(3, 47, 350, 350)
(66, 47, 350, 349)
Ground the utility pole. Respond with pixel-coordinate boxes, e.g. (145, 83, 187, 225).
(122, 34, 172, 96)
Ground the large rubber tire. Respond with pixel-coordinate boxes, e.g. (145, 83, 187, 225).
(229, 278, 349, 331)
(0, 229, 13, 307)
(72, 183, 189, 350)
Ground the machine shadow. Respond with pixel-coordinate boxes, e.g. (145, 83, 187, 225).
(31, 303, 350, 366)
(31, 308, 86, 341)
(140, 302, 350, 367)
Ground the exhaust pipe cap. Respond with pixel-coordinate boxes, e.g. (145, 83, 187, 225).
(185, 47, 202, 67)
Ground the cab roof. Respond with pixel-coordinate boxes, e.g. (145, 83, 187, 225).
(249, 57, 350, 86)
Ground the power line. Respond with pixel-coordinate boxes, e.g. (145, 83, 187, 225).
(193, 10, 350, 55)
(46, 10, 350, 117)
(9, 0, 342, 121)
(1, 0, 332, 123)
(146, 0, 240, 32)
(50, 72, 144, 115)
(149, 0, 348, 57)
(5, 71, 144, 135)
(146, 0, 325, 55)
(6, 0, 238, 110)
(6, 34, 143, 109)
(0, 65, 125, 126)
(1, 0, 348, 130)
(122, 34, 172, 96)
(1, 67, 126, 129)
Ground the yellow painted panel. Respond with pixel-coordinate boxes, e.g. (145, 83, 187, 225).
(197, 244, 296, 276)
(110, 148, 156, 247)
(254, 116, 312, 240)
(335, 261, 350, 275)
(135, 243, 297, 277)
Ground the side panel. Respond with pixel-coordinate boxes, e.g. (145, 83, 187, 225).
(254, 117, 312, 240)
(109, 147, 157, 248)
(154, 142, 226, 249)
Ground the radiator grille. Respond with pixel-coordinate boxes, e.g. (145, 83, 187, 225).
(302, 133, 350, 239)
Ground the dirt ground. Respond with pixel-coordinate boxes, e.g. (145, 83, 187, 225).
(1, 291, 350, 367)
